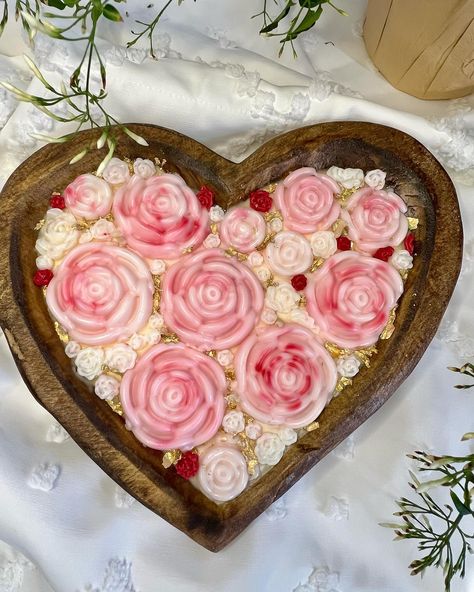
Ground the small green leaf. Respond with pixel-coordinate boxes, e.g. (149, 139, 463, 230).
(450, 490, 472, 516)
(291, 6, 323, 36)
(103, 4, 123, 22)
(43, 0, 66, 9)
(462, 432, 474, 441)
(0, 0, 8, 37)
(260, 1, 294, 34)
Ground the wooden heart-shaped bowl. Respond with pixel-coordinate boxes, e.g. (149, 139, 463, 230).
(0, 122, 462, 551)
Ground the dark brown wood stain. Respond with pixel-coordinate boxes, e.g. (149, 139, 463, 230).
(0, 122, 463, 551)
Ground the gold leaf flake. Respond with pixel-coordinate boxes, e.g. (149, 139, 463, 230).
(336, 376, 352, 392)
(152, 276, 161, 312)
(263, 183, 277, 194)
(210, 223, 219, 234)
(162, 449, 182, 469)
(206, 350, 217, 358)
(264, 210, 283, 222)
(54, 322, 69, 344)
(380, 307, 397, 340)
(310, 257, 324, 272)
(237, 433, 258, 474)
(338, 187, 358, 202)
(331, 219, 346, 237)
(306, 421, 320, 432)
(324, 342, 349, 359)
(105, 212, 115, 222)
(256, 232, 276, 251)
(354, 345, 378, 367)
(161, 333, 180, 343)
(247, 459, 258, 476)
(106, 397, 124, 416)
(299, 295, 307, 308)
(225, 394, 238, 409)
(225, 246, 248, 261)
(34, 219, 45, 230)
(407, 217, 419, 230)
(399, 269, 409, 281)
(225, 367, 236, 381)
(182, 246, 193, 254)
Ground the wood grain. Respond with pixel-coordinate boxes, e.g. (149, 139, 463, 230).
(0, 122, 463, 551)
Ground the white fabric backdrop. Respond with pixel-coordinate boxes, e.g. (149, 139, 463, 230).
(0, 1, 473, 590)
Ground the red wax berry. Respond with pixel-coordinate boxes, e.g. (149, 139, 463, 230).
(49, 194, 65, 209)
(373, 246, 394, 262)
(249, 189, 272, 213)
(175, 451, 199, 479)
(336, 236, 351, 251)
(196, 186, 214, 209)
(404, 233, 415, 255)
(33, 269, 53, 287)
(291, 274, 307, 291)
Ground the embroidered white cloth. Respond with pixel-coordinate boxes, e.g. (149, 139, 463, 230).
(0, 1, 473, 590)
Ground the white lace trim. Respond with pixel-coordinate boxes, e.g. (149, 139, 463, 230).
(78, 558, 136, 592)
(0, 542, 35, 592)
(265, 497, 288, 521)
(293, 566, 341, 592)
(27, 463, 60, 492)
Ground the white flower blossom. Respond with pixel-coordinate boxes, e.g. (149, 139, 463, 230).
(390, 249, 413, 270)
(105, 344, 137, 373)
(247, 251, 264, 267)
(245, 423, 262, 440)
(94, 373, 120, 400)
(256, 266, 271, 282)
(265, 283, 300, 314)
(255, 432, 285, 466)
(269, 217, 283, 232)
(326, 166, 364, 189)
(262, 307, 278, 324)
(336, 355, 361, 378)
(217, 349, 233, 367)
(102, 157, 130, 185)
(36, 255, 53, 270)
(133, 158, 156, 179)
(287, 307, 315, 329)
(64, 341, 80, 358)
(147, 329, 161, 345)
(278, 427, 297, 445)
(310, 230, 337, 258)
(75, 347, 104, 380)
(148, 314, 164, 329)
(79, 230, 93, 243)
(364, 169, 386, 190)
(148, 259, 166, 274)
(128, 333, 146, 351)
(222, 410, 245, 435)
(203, 233, 221, 248)
(209, 205, 225, 222)
(35, 208, 79, 261)
(90, 219, 117, 241)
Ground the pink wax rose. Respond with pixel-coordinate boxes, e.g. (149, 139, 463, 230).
(340, 187, 408, 253)
(235, 324, 337, 428)
(64, 174, 113, 220)
(113, 173, 208, 259)
(120, 343, 226, 450)
(274, 167, 340, 233)
(46, 243, 153, 346)
(219, 206, 266, 253)
(161, 248, 264, 350)
(305, 251, 404, 349)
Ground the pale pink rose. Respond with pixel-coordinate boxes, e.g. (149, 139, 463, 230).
(219, 207, 266, 253)
(235, 324, 337, 428)
(120, 343, 226, 450)
(340, 187, 408, 253)
(113, 174, 209, 259)
(46, 243, 153, 346)
(305, 251, 404, 349)
(64, 174, 113, 220)
(161, 249, 264, 350)
(274, 167, 340, 233)
(195, 443, 248, 502)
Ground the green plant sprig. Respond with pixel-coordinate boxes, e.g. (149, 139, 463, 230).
(382, 365, 474, 591)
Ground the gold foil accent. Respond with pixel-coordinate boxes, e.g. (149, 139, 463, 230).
(206, 350, 217, 359)
(54, 322, 69, 344)
(210, 223, 219, 235)
(407, 217, 419, 230)
(306, 421, 320, 432)
(264, 210, 283, 222)
(338, 187, 358, 202)
(399, 269, 409, 281)
(324, 342, 349, 359)
(237, 433, 258, 475)
(264, 274, 277, 288)
(162, 449, 182, 469)
(182, 246, 193, 254)
(225, 394, 238, 409)
(161, 333, 180, 343)
(263, 183, 277, 194)
(380, 308, 397, 340)
(225, 367, 236, 381)
(225, 247, 248, 261)
(299, 295, 307, 308)
(336, 376, 353, 392)
(106, 397, 124, 416)
(331, 219, 346, 237)
(256, 232, 277, 251)
(310, 257, 324, 272)
(152, 275, 161, 312)
(34, 219, 45, 230)
(105, 212, 115, 222)
(354, 345, 378, 368)
(154, 158, 167, 175)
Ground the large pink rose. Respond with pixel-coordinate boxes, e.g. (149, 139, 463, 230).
(340, 187, 408, 253)
(219, 206, 266, 253)
(64, 174, 113, 220)
(46, 243, 153, 346)
(120, 343, 226, 450)
(305, 251, 404, 349)
(235, 324, 337, 428)
(113, 174, 209, 259)
(161, 249, 264, 350)
(274, 167, 340, 233)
